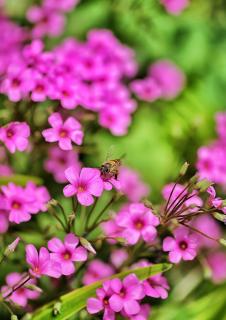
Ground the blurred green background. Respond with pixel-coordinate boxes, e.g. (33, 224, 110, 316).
(3, 0, 226, 319)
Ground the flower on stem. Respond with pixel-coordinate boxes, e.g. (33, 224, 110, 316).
(87, 280, 115, 320)
(122, 304, 151, 320)
(26, 244, 61, 278)
(163, 227, 198, 263)
(1, 272, 40, 307)
(108, 274, 144, 316)
(0, 122, 30, 153)
(206, 186, 226, 214)
(48, 233, 88, 276)
(63, 166, 104, 206)
(42, 112, 83, 150)
(207, 251, 226, 284)
(83, 259, 114, 285)
(116, 203, 160, 245)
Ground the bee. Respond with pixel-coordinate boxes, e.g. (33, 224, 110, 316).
(100, 159, 122, 180)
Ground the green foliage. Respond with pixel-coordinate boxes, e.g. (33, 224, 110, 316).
(30, 263, 171, 320)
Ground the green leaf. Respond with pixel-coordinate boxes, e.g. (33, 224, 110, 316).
(0, 174, 43, 186)
(30, 263, 171, 320)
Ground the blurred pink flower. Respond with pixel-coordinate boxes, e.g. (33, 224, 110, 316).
(110, 249, 128, 269)
(0, 211, 9, 233)
(44, 146, 81, 183)
(207, 251, 226, 284)
(83, 259, 114, 285)
(1, 272, 40, 307)
(192, 215, 222, 249)
(48, 233, 87, 276)
(216, 112, 226, 141)
(42, 112, 83, 150)
(26, 244, 61, 278)
(0, 122, 30, 153)
(130, 78, 162, 102)
(160, 0, 190, 15)
(43, 0, 80, 12)
(163, 227, 198, 263)
(123, 303, 151, 320)
(149, 60, 185, 99)
(27, 5, 65, 38)
(119, 167, 150, 202)
(63, 166, 104, 206)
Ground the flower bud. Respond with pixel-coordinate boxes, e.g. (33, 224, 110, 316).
(195, 179, 213, 192)
(4, 237, 20, 258)
(80, 237, 96, 254)
(11, 316, 18, 320)
(53, 301, 62, 316)
(47, 199, 58, 208)
(179, 162, 189, 176)
(219, 238, 226, 247)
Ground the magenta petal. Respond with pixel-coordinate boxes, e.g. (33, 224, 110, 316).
(110, 278, 122, 293)
(63, 184, 76, 197)
(169, 250, 182, 263)
(77, 191, 94, 206)
(87, 297, 103, 314)
(26, 244, 38, 267)
(142, 226, 157, 243)
(109, 294, 123, 312)
(124, 299, 140, 315)
(48, 238, 64, 253)
(65, 233, 79, 248)
(64, 166, 79, 184)
(163, 237, 176, 251)
(48, 112, 63, 128)
(73, 246, 88, 262)
(59, 137, 72, 150)
(61, 261, 75, 275)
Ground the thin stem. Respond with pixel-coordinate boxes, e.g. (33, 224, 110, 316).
(72, 197, 78, 214)
(56, 202, 68, 226)
(180, 222, 218, 242)
(166, 182, 192, 216)
(86, 194, 116, 233)
(86, 198, 98, 229)
(1, 301, 14, 316)
(3, 274, 31, 300)
(165, 177, 181, 212)
(49, 208, 67, 233)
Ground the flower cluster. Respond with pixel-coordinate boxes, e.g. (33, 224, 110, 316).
(0, 182, 50, 225)
(197, 112, 226, 189)
(87, 270, 169, 320)
(0, 28, 137, 135)
(131, 59, 185, 102)
(0, 122, 30, 153)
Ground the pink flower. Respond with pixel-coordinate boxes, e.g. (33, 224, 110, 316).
(206, 186, 226, 214)
(130, 78, 162, 102)
(1, 183, 33, 223)
(27, 5, 65, 38)
(110, 249, 128, 269)
(163, 227, 198, 263)
(162, 183, 203, 211)
(0, 122, 30, 153)
(26, 244, 61, 278)
(1, 182, 50, 224)
(192, 215, 222, 249)
(83, 259, 114, 285)
(149, 60, 185, 99)
(108, 274, 144, 315)
(99, 106, 131, 136)
(207, 251, 226, 284)
(125, 304, 151, 320)
(143, 274, 169, 299)
(87, 280, 116, 320)
(48, 233, 88, 276)
(0, 164, 13, 176)
(44, 146, 81, 183)
(161, 0, 190, 15)
(0, 211, 9, 233)
(63, 166, 104, 206)
(119, 167, 150, 202)
(42, 112, 83, 150)
(43, 0, 80, 12)
(116, 203, 160, 245)
(1, 272, 40, 307)
(216, 112, 226, 141)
